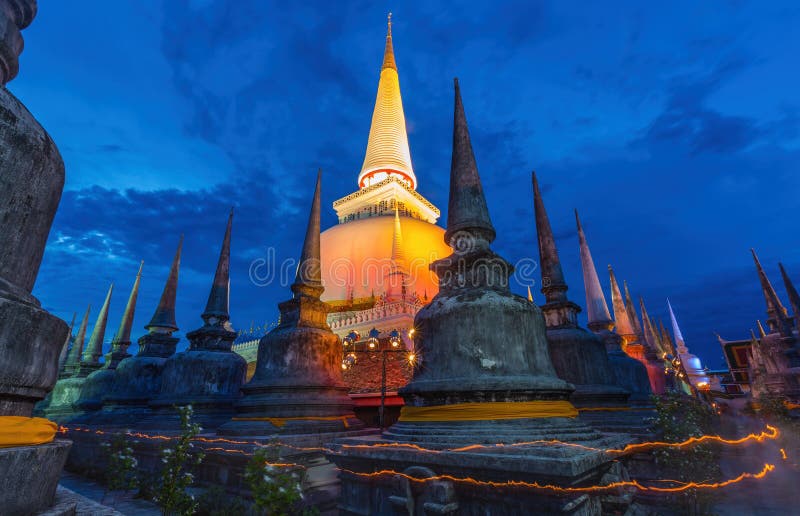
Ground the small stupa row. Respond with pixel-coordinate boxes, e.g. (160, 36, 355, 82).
(39, 212, 247, 431)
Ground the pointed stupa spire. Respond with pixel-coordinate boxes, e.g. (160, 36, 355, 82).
(639, 297, 659, 352)
(751, 249, 789, 331)
(575, 210, 612, 329)
(444, 79, 496, 247)
(624, 280, 644, 337)
(778, 262, 800, 325)
(390, 205, 408, 274)
(83, 283, 114, 364)
(111, 261, 143, 348)
(667, 299, 688, 354)
(527, 286, 533, 302)
(756, 320, 767, 338)
(358, 14, 416, 190)
(203, 209, 234, 321)
(532, 172, 568, 303)
(57, 312, 77, 369)
(146, 236, 183, 333)
(608, 265, 634, 338)
(64, 305, 90, 372)
(294, 170, 322, 291)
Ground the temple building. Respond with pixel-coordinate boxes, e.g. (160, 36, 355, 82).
(718, 250, 800, 400)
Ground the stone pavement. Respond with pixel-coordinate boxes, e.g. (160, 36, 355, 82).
(58, 472, 159, 516)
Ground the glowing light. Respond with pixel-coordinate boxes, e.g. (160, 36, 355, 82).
(340, 425, 779, 456)
(407, 352, 416, 365)
(408, 328, 415, 337)
(368, 340, 377, 349)
(780, 448, 787, 460)
(341, 463, 775, 494)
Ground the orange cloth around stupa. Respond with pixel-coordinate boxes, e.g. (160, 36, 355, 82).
(0, 416, 58, 447)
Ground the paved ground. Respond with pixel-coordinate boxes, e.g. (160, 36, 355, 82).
(58, 472, 160, 516)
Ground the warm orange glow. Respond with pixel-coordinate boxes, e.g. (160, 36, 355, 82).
(341, 463, 775, 494)
(780, 448, 787, 460)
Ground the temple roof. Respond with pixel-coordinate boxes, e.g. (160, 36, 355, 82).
(357, 15, 416, 190)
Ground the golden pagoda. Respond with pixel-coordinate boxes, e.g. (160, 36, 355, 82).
(319, 15, 449, 344)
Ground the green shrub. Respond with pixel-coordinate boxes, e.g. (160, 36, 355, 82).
(244, 446, 317, 516)
(650, 393, 721, 516)
(196, 485, 248, 516)
(153, 405, 205, 516)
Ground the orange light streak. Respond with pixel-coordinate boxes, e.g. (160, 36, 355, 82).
(340, 425, 779, 456)
(342, 463, 775, 494)
(779, 448, 787, 460)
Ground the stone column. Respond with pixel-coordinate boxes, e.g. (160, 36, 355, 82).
(0, 1, 72, 512)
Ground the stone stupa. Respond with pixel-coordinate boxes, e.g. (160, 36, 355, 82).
(329, 79, 632, 515)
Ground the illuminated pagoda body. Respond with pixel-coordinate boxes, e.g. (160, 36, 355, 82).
(330, 80, 631, 515)
(608, 271, 667, 394)
(667, 299, 710, 391)
(319, 16, 450, 352)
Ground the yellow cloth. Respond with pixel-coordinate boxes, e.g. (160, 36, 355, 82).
(0, 416, 58, 448)
(398, 401, 578, 422)
(231, 415, 351, 428)
(578, 407, 632, 412)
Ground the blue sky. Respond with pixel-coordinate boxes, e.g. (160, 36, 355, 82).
(14, 1, 800, 368)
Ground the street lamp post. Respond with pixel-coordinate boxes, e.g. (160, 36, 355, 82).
(341, 327, 413, 429)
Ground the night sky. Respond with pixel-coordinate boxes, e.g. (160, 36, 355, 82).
(14, 1, 800, 369)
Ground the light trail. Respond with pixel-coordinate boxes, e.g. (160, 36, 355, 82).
(341, 463, 776, 494)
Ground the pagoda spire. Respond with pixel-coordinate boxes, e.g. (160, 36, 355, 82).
(751, 248, 789, 332)
(575, 210, 612, 330)
(146, 236, 183, 333)
(203, 209, 234, 322)
(294, 170, 322, 293)
(624, 280, 644, 338)
(63, 305, 90, 376)
(527, 286, 534, 302)
(608, 265, 634, 339)
(57, 312, 77, 370)
(358, 14, 416, 190)
(667, 299, 688, 354)
(778, 262, 800, 327)
(82, 283, 113, 364)
(639, 297, 659, 353)
(757, 320, 767, 338)
(111, 261, 143, 349)
(445, 78, 496, 248)
(532, 172, 566, 303)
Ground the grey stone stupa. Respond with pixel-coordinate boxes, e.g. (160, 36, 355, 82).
(532, 173, 630, 424)
(329, 79, 631, 516)
(75, 262, 143, 414)
(147, 210, 247, 430)
(96, 238, 183, 426)
(0, 1, 72, 511)
(219, 172, 364, 436)
(45, 284, 113, 422)
(574, 211, 652, 406)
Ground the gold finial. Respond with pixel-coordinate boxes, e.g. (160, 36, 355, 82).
(382, 12, 396, 70)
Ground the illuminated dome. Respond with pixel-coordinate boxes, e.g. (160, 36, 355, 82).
(320, 214, 449, 302)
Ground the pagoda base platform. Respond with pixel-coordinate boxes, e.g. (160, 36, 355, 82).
(328, 430, 633, 516)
